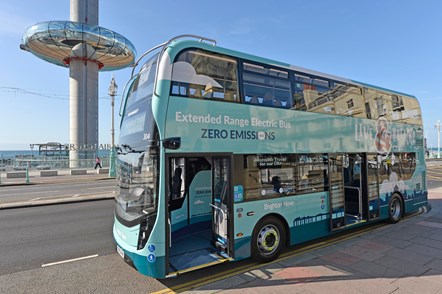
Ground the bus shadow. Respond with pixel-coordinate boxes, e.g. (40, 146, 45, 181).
(163, 197, 442, 293)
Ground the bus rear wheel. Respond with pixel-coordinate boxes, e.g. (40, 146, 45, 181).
(251, 217, 285, 262)
(388, 194, 403, 224)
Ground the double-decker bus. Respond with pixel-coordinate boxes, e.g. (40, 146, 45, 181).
(113, 35, 428, 279)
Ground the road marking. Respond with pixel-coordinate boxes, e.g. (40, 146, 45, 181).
(42, 254, 99, 268)
(86, 187, 112, 190)
(30, 197, 41, 201)
(5, 190, 61, 196)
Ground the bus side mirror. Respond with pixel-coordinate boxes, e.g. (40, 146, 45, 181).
(163, 137, 181, 150)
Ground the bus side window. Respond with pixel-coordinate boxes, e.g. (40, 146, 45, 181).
(171, 50, 239, 102)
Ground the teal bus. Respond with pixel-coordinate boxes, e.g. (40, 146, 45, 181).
(113, 35, 428, 279)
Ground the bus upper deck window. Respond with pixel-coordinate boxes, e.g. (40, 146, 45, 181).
(171, 49, 239, 102)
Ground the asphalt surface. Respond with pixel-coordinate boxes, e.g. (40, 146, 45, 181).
(0, 180, 115, 204)
(0, 200, 115, 276)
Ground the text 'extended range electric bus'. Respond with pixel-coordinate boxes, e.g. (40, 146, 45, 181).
(113, 34, 428, 279)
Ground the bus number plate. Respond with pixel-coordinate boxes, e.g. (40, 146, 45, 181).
(117, 245, 124, 259)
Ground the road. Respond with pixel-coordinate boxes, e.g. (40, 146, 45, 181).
(426, 163, 442, 190)
(0, 201, 165, 293)
(0, 179, 115, 204)
(0, 163, 441, 293)
(0, 200, 115, 276)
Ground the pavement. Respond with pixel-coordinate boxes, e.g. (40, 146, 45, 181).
(0, 167, 115, 209)
(180, 189, 442, 294)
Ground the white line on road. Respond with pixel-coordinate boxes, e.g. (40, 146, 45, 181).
(30, 197, 41, 201)
(41, 254, 99, 268)
(5, 190, 61, 196)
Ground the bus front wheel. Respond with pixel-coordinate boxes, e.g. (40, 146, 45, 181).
(251, 216, 285, 262)
(388, 194, 403, 224)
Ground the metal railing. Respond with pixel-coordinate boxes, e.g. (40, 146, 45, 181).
(0, 157, 110, 172)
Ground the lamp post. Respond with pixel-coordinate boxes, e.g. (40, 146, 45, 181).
(436, 120, 441, 159)
(109, 75, 118, 177)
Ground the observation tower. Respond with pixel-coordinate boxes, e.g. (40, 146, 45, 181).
(20, 0, 136, 167)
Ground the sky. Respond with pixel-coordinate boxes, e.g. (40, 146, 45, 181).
(0, 0, 441, 150)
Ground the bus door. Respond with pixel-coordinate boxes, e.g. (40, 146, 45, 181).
(168, 157, 213, 231)
(343, 153, 368, 225)
(167, 156, 230, 276)
(329, 154, 345, 230)
(367, 154, 380, 220)
(168, 157, 187, 227)
(211, 156, 231, 257)
(330, 153, 370, 230)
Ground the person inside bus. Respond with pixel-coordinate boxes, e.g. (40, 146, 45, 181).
(263, 92, 274, 106)
(272, 176, 282, 193)
(352, 155, 361, 187)
(171, 166, 182, 199)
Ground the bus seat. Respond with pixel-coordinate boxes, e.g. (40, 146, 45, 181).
(249, 96, 259, 104)
(191, 86, 202, 97)
(203, 83, 214, 98)
(224, 92, 234, 101)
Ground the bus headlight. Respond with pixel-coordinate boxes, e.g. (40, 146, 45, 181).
(137, 213, 156, 250)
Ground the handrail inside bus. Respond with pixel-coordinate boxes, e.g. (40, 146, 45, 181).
(209, 203, 225, 219)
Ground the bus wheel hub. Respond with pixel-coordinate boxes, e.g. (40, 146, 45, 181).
(258, 226, 279, 254)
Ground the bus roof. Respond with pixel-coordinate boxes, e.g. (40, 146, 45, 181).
(167, 39, 417, 99)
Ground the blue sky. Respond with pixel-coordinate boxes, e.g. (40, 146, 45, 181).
(0, 0, 441, 150)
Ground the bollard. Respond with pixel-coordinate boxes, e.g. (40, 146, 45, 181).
(25, 167, 30, 184)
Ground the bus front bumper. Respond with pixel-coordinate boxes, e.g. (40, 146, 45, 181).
(113, 225, 166, 279)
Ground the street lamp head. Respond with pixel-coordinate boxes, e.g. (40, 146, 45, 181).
(109, 74, 118, 96)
